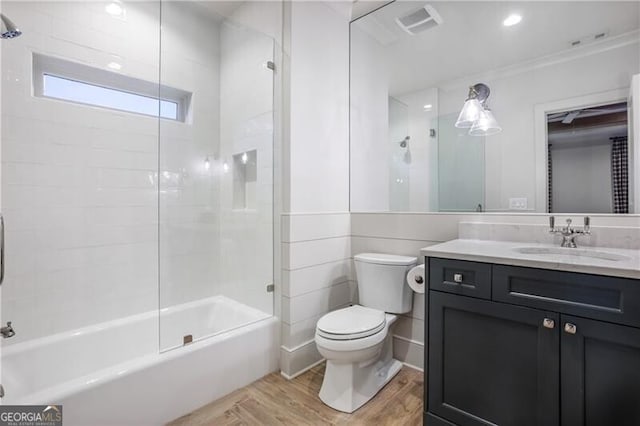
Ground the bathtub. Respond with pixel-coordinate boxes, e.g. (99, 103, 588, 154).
(0, 295, 279, 425)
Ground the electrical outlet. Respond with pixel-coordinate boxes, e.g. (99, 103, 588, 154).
(509, 198, 528, 210)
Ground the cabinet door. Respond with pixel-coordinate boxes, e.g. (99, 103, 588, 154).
(428, 292, 559, 426)
(561, 315, 640, 426)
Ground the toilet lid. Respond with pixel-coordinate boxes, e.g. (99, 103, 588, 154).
(317, 305, 386, 340)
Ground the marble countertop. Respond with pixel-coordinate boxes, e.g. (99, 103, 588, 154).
(421, 239, 640, 280)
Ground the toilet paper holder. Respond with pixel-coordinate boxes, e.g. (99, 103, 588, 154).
(407, 264, 426, 294)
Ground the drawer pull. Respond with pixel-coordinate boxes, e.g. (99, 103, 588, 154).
(453, 273, 463, 283)
(564, 323, 577, 334)
(542, 318, 555, 329)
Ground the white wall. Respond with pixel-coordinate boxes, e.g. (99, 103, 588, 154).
(551, 143, 612, 213)
(286, 1, 349, 214)
(280, 1, 352, 378)
(280, 213, 352, 377)
(350, 23, 389, 211)
(1, 1, 161, 344)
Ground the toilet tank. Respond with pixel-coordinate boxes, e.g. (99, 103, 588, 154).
(354, 253, 417, 314)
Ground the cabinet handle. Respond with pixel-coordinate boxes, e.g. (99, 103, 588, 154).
(564, 323, 577, 334)
(453, 273, 463, 283)
(542, 318, 555, 329)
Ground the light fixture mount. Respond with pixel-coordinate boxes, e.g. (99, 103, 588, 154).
(468, 83, 490, 103)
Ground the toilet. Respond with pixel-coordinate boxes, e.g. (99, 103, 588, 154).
(314, 253, 417, 413)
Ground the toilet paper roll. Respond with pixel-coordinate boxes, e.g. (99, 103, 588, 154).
(407, 264, 426, 294)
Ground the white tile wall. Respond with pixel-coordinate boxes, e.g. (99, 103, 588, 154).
(1, 0, 162, 344)
(1, 1, 279, 347)
(158, 0, 223, 319)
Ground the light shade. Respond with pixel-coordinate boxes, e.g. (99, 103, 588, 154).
(455, 98, 483, 128)
(0, 13, 21, 39)
(469, 108, 502, 136)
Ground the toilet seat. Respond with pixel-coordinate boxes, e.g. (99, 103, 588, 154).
(316, 305, 386, 340)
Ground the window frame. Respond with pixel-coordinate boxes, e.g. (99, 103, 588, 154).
(32, 53, 191, 122)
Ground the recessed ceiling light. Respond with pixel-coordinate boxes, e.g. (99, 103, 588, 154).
(105, 2, 123, 16)
(503, 14, 522, 27)
(107, 62, 122, 70)
(423, 104, 433, 110)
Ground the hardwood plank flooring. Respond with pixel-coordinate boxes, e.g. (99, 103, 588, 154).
(168, 363, 423, 426)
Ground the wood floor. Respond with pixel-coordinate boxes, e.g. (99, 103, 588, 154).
(168, 363, 424, 426)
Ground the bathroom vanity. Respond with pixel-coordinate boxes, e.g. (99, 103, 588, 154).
(422, 240, 640, 426)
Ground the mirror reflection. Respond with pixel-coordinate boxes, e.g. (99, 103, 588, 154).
(350, 1, 640, 213)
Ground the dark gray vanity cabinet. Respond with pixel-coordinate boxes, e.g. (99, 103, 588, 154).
(428, 292, 559, 426)
(561, 315, 640, 426)
(425, 257, 640, 426)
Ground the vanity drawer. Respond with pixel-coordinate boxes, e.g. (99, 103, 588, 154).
(429, 258, 492, 300)
(493, 265, 640, 328)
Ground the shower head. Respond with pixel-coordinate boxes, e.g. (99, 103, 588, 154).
(1, 14, 21, 39)
(399, 136, 410, 148)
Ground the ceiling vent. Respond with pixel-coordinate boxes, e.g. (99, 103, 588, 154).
(396, 5, 443, 35)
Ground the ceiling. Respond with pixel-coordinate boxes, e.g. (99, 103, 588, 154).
(197, 1, 245, 22)
(548, 123, 627, 148)
(353, 1, 640, 95)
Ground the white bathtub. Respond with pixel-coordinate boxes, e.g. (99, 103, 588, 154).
(1, 296, 279, 425)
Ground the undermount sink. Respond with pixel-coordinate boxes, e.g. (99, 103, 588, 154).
(513, 246, 632, 262)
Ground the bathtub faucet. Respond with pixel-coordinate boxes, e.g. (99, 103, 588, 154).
(1, 321, 15, 338)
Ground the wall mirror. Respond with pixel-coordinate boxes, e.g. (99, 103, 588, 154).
(349, 1, 640, 213)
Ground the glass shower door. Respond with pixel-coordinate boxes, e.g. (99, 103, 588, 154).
(389, 97, 410, 211)
(437, 113, 486, 212)
(158, 2, 274, 351)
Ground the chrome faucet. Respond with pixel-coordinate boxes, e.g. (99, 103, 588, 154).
(0, 321, 15, 338)
(549, 216, 591, 248)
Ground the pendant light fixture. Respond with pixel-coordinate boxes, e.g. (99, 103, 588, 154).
(469, 106, 502, 136)
(455, 83, 502, 136)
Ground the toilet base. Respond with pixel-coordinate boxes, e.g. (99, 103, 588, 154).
(318, 332, 402, 413)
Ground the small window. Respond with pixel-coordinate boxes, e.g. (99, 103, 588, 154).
(33, 54, 190, 122)
(42, 74, 179, 120)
